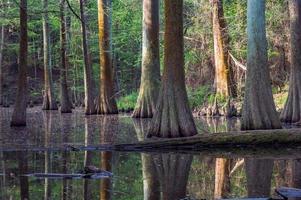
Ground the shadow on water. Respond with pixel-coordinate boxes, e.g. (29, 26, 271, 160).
(0, 107, 301, 199)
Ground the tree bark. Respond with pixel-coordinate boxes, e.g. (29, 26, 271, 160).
(212, 0, 236, 98)
(60, 0, 72, 113)
(42, 0, 57, 110)
(11, 0, 28, 126)
(246, 159, 273, 198)
(280, 0, 301, 123)
(241, 0, 281, 130)
(79, 0, 97, 115)
(132, 0, 160, 118)
(98, 0, 118, 114)
(148, 0, 197, 138)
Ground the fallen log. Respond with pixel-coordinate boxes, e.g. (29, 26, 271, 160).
(114, 128, 301, 151)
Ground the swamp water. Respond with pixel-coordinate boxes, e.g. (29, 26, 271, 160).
(0, 107, 300, 200)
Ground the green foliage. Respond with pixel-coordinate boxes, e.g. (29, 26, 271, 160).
(117, 91, 138, 110)
(187, 86, 211, 109)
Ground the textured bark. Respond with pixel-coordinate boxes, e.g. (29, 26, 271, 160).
(98, 0, 118, 114)
(11, 0, 28, 126)
(133, 120, 160, 200)
(42, 0, 57, 111)
(241, 0, 281, 130)
(280, 0, 301, 123)
(80, 0, 97, 115)
(148, 0, 197, 138)
(0, 18, 4, 106)
(153, 153, 192, 200)
(214, 158, 231, 199)
(132, 0, 160, 118)
(212, 0, 236, 98)
(60, 0, 72, 113)
(245, 159, 273, 198)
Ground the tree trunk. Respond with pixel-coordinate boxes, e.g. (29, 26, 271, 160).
(11, 0, 28, 126)
(133, 119, 160, 200)
(60, 0, 72, 113)
(212, 0, 236, 98)
(132, 0, 160, 118)
(148, 0, 197, 138)
(79, 0, 97, 115)
(42, 0, 57, 110)
(241, 0, 281, 130)
(18, 151, 29, 200)
(43, 112, 52, 200)
(0, 14, 4, 106)
(214, 158, 231, 199)
(83, 117, 93, 200)
(98, 0, 118, 114)
(280, 0, 301, 123)
(245, 159, 273, 198)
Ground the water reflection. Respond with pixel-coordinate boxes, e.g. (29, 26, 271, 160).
(1, 108, 301, 199)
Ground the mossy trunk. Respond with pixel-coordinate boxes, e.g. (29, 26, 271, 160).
(246, 159, 273, 198)
(11, 0, 28, 126)
(98, 0, 118, 114)
(133, 119, 160, 200)
(59, 0, 72, 113)
(148, 0, 197, 138)
(212, 0, 236, 98)
(132, 0, 160, 118)
(80, 0, 97, 115)
(280, 0, 301, 123)
(241, 0, 281, 130)
(42, 0, 57, 111)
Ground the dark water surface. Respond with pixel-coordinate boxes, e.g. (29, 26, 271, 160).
(0, 107, 300, 200)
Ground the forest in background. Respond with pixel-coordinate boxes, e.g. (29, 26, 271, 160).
(0, 0, 290, 111)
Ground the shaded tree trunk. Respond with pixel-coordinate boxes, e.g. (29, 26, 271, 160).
(280, 0, 301, 123)
(132, 0, 160, 118)
(79, 0, 97, 115)
(42, 0, 57, 110)
(0, 12, 4, 106)
(98, 0, 118, 114)
(60, 0, 72, 113)
(18, 151, 29, 200)
(11, 0, 28, 126)
(148, 0, 197, 138)
(212, 0, 236, 98)
(241, 0, 281, 130)
(245, 159, 273, 198)
(133, 119, 160, 200)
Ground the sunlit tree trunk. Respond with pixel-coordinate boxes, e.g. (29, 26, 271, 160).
(132, 0, 160, 118)
(11, 0, 28, 126)
(98, 0, 118, 114)
(148, 0, 197, 138)
(133, 119, 160, 200)
(280, 0, 301, 123)
(60, 0, 72, 113)
(80, 0, 97, 115)
(241, 0, 281, 130)
(245, 159, 273, 198)
(212, 0, 236, 98)
(42, 0, 57, 110)
(214, 158, 230, 199)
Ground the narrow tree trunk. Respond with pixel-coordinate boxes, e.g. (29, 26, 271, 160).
(280, 0, 301, 123)
(83, 117, 93, 200)
(98, 0, 118, 114)
(241, 0, 281, 130)
(11, 0, 28, 126)
(60, 0, 72, 113)
(245, 159, 273, 198)
(148, 0, 197, 138)
(0, 14, 4, 106)
(79, 0, 97, 115)
(132, 0, 160, 118)
(43, 112, 52, 200)
(42, 0, 57, 110)
(212, 0, 236, 98)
